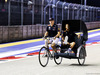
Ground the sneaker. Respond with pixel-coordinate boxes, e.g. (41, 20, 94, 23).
(67, 48, 75, 57)
(67, 48, 72, 53)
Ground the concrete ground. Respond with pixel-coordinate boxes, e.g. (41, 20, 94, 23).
(0, 44, 100, 75)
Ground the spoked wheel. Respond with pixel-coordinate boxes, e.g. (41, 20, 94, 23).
(38, 47, 49, 67)
(78, 46, 86, 65)
(54, 45, 62, 65)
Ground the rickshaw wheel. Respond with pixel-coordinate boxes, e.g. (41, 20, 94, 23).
(78, 46, 86, 65)
(39, 47, 49, 67)
(54, 45, 62, 65)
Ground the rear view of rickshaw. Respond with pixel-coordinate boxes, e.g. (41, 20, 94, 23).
(55, 20, 88, 65)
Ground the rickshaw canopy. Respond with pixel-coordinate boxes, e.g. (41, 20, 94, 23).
(62, 20, 88, 41)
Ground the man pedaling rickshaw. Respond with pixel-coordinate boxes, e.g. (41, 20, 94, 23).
(62, 24, 81, 56)
(43, 18, 61, 54)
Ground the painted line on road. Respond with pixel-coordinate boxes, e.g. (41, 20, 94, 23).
(88, 32, 100, 38)
(0, 45, 44, 58)
(0, 42, 100, 61)
(0, 39, 43, 48)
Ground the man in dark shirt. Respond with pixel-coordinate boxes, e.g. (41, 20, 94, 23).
(62, 24, 80, 54)
(63, 29, 76, 43)
(44, 18, 61, 53)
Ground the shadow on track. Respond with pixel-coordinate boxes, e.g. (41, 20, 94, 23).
(69, 64, 100, 66)
(54, 64, 100, 67)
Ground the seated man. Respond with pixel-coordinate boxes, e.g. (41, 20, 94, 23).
(62, 24, 80, 56)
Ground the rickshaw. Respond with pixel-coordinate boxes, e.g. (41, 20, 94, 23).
(38, 20, 88, 67)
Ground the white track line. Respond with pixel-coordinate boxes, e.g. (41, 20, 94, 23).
(0, 45, 44, 58)
(88, 33, 100, 38)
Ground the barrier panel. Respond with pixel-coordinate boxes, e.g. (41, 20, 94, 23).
(35, 25, 39, 37)
(0, 26, 3, 43)
(31, 25, 36, 38)
(23, 25, 28, 39)
(19, 26, 23, 40)
(98, 22, 100, 28)
(27, 25, 32, 38)
(0, 21, 100, 43)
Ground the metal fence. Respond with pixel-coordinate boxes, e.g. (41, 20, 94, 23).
(0, 0, 100, 25)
